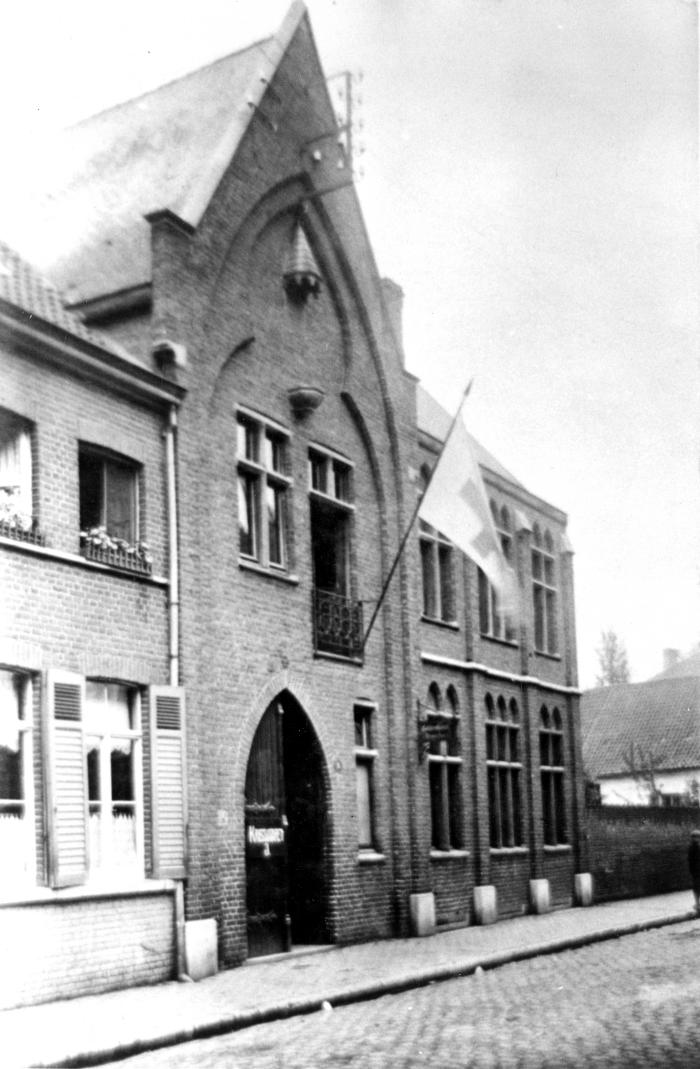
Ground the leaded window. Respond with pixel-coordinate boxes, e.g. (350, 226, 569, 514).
(485, 693, 523, 849)
(479, 501, 516, 641)
(540, 705, 567, 845)
(237, 411, 291, 569)
(427, 684, 462, 851)
(532, 524, 558, 654)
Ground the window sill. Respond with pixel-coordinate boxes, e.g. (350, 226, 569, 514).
(0, 536, 168, 584)
(543, 844, 571, 854)
(421, 615, 460, 631)
(490, 847, 529, 857)
(430, 849, 469, 860)
(480, 634, 519, 649)
(313, 650, 363, 666)
(0, 877, 176, 908)
(533, 650, 562, 662)
(239, 559, 299, 585)
(357, 850, 386, 864)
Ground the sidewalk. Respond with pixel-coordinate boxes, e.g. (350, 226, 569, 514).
(5, 891, 695, 1068)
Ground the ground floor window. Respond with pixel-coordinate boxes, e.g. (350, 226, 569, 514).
(426, 684, 462, 851)
(486, 693, 523, 849)
(540, 705, 567, 845)
(40, 671, 186, 889)
(0, 669, 33, 886)
(354, 704, 378, 850)
(85, 682, 143, 875)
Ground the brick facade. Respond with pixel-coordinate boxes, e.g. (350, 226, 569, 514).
(0, 3, 589, 1007)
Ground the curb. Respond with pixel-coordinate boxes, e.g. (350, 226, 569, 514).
(43, 910, 696, 1068)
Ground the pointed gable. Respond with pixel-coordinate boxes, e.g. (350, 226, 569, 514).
(10, 3, 307, 304)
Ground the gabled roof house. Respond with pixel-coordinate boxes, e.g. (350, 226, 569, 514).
(582, 660, 700, 805)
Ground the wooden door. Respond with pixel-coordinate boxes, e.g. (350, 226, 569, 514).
(245, 702, 290, 957)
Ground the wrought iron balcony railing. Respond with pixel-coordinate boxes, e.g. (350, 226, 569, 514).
(312, 587, 363, 661)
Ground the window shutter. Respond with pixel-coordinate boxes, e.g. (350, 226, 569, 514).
(150, 686, 187, 879)
(43, 670, 88, 888)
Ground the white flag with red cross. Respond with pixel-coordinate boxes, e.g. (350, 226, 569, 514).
(419, 401, 518, 617)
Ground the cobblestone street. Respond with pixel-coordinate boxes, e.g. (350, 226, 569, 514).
(106, 919, 700, 1068)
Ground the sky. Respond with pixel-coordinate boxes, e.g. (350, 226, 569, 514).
(0, 0, 697, 687)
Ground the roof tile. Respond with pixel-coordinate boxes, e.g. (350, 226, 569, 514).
(581, 676, 700, 777)
(0, 240, 131, 360)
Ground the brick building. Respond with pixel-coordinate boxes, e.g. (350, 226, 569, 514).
(0, 1, 590, 1008)
(0, 241, 184, 1008)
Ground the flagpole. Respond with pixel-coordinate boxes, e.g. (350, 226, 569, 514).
(360, 378, 473, 653)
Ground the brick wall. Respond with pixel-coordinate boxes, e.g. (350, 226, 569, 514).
(588, 805, 699, 901)
(0, 890, 175, 1009)
(431, 856, 472, 926)
(544, 851, 575, 906)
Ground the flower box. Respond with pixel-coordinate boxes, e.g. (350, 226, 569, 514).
(0, 516, 46, 546)
(80, 529, 153, 576)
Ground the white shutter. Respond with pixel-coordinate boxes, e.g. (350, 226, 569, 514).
(43, 670, 87, 888)
(150, 686, 187, 879)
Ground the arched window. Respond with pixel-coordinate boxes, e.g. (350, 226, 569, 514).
(426, 683, 461, 852)
(532, 524, 558, 655)
(485, 694, 523, 848)
(540, 705, 567, 845)
(427, 682, 442, 711)
(479, 500, 516, 643)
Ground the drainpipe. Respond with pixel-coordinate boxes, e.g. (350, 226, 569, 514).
(164, 404, 189, 979)
(165, 405, 180, 688)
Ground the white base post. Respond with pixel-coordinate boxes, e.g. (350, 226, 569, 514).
(473, 885, 497, 925)
(184, 918, 218, 980)
(409, 892, 436, 936)
(574, 872, 594, 906)
(529, 878, 551, 915)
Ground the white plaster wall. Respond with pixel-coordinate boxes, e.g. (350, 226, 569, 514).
(600, 768, 700, 806)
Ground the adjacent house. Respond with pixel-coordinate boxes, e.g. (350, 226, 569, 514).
(0, 0, 590, 1008)
(582, 659, 700, 806)
(0, 240, 185, 1008)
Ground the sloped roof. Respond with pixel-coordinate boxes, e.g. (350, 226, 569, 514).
(651, 651, 700, 681)
(0, 239, 129, 359)
(416, 383, 524, 488)
(581, 677, 700, 778)
(8, 3, 306, 303)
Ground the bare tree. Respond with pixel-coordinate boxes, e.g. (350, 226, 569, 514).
(595, 629, 630, 686)
(622, 742, 666, 804)
(685, 777, 700, 807)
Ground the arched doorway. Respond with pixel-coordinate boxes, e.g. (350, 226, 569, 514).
(244, 693, 328, 958)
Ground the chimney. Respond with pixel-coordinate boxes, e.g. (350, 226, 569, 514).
(662, 648, 680, 672)
(380, 277, 404, 352)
